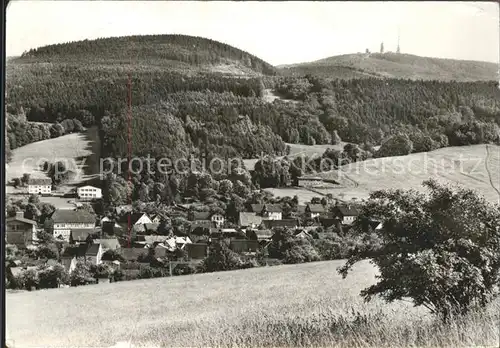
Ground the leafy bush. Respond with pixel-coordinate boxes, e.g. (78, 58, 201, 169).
(339, 179, 500, 321)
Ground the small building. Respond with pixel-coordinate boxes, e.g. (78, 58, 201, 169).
(332, 205, 360, 225)
(61, 242, 104, 273)
(239, 212, 263, 229)
(246, 229, 274, 242)
(77, 185, 102, 201)
(124, 213, 152, 226)
(190, 211, 225, 228)
(5, 212, 37, 248)
(297, 176, 323, 188)
(305, 204, 327, 219)
(93, 238, 121, 251)
(27, 178, 52, 195)
(260, 204, 283, 220)
(51, 209, 96, 242)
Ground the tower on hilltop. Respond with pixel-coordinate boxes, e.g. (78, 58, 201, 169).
(397, 27, 401, 54)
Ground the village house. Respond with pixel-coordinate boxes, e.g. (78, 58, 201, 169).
(190, 211, 225, 228)
(27, 178, 52, 195)
(51, 209, 96, 242)
(77, 185, 102, 201)
(239, 212, 263, 229)
(6, 212, 37, 248)
(250, 204, 282, 220)
(305, 204, 327, 219)
(93, 237, 121, 251)
(246, 229, 274, 243)
(61, 242, 104, 273)
(297, 176, 324, 188)
(70, 228, 101, 243)
(332, 205, 360, 225)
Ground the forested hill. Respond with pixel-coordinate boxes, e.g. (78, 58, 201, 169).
(14, 34, 277, 76)
(279, 52, 499, 81)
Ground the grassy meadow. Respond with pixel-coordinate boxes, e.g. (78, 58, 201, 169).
(6, 260, 499, 347)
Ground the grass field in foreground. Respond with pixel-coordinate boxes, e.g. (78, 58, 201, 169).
(6, 260, 499, 347)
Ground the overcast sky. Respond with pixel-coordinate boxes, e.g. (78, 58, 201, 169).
(6, 1, 500, 65)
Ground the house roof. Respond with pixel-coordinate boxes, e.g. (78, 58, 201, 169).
(262, 204, 282, 213)
(77, 185, 101, 190)
(307, 204, 327, 213)
(51, 209, 95, 224)
(86, 243, 101, 256)
(335, 205, 360, 216)
(28, 178, 52, 185)
(255, 229, 274, 240)
(186, 243, 209, 259)
(6, 215, 37, 225)
(239, 212, 263, 227)
(93, 238, 120, 250)
(62, 243, 101, 258)
(144, 223, 159, 231)
(71, 228, 99, 242)
(262, 219, 298, 229)
(249, 204, 264, 213)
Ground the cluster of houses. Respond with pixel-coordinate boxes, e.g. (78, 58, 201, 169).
(7, 179, 379, 278)
(25, 178, 102, 200)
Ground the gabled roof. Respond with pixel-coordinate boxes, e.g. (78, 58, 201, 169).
(334, 205, 360, 216)
(262, 204, 282, 213)
(249, 204, 264, 213)
(93, 238, 120, 250)
(239, 212, 263, 227)
(144, 223, 159, 231)
(71, 228, 99, 242)
(86, 243, 101, 256)
(51, 209, 96, 224)
(307, 204, 327, 214)
(28, 178, 52, 185)
(77, 185, 101, 190)
(319, 218, 339, 228)
(262, 219, 298, 229)
(254, 229, 274, 240)
(6, 215, 37, 225)
(62, 243, 101, 258)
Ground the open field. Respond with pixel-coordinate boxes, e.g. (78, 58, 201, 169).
(264, 187, 327, 204)
(7, 260, 499, 347)
(313, 144, 500, 204)
(6, 126, 101, 194)
(243, 142, 346, 171)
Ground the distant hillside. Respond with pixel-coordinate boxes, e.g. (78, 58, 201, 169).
(14, 34, 277, 76)
(279, 52, 499, 81)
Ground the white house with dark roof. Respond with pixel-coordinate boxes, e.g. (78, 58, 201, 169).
(305, 204, 327, 219)
(239, 212, 263, 229)
(27, 178, 52, 195)
(6, 212, 37, 248)
(77, 185, 102, 200)
(332, 205, 361, 225)
(51, 209, 96, 241)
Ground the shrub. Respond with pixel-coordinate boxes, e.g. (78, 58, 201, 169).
(339, 179, 500, 321)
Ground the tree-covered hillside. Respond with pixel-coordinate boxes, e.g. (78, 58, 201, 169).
(17, 34, 277, 76)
